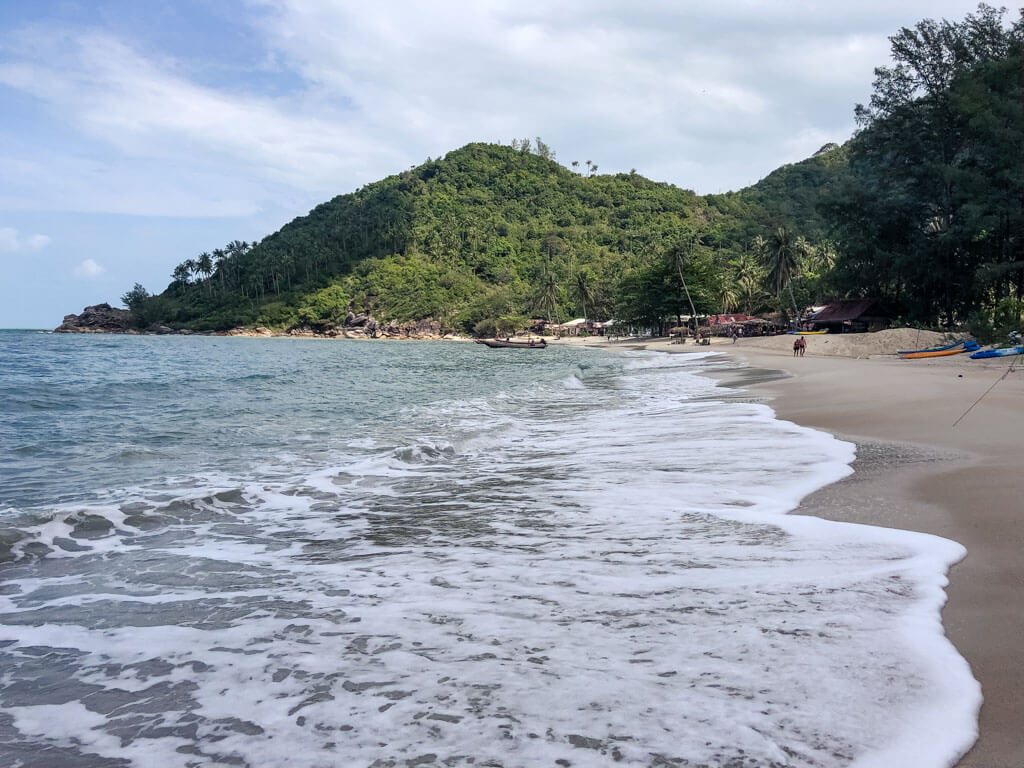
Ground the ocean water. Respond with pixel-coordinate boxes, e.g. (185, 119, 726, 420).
(0, 330, 979, 768)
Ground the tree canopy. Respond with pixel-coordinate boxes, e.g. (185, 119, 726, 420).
(126, 139, 840, 334)
(827, 4, 1024, 333)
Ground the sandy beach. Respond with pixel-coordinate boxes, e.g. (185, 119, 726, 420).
(565, 331, 1021, 767)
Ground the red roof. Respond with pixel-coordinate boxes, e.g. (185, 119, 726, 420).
(707, 314, 765, 326)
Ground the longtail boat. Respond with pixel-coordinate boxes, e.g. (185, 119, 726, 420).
(475, 338, 547, 349)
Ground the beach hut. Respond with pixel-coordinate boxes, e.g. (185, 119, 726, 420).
(810, 299, 890, 333)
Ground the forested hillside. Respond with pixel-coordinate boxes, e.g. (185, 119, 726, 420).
(122, 140, 842, 335)
(120, 5, 1023, 338)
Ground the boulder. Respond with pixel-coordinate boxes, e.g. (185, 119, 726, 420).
(54, 304, 132, 333)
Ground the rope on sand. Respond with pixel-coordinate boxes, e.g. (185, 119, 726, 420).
(952, 355, 1020, 428)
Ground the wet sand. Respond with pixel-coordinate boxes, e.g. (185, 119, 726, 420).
(705, 340, 1022, 768)
(563, 333, 1022, 765)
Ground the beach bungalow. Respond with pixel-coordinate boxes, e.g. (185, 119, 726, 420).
(555, 318, 589, 336)
(810, 299, 890, 333)
(705, 313, 775, 336)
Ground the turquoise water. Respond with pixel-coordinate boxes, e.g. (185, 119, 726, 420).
(0, 331, 978, 767)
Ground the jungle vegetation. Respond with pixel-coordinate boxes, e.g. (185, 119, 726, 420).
(123, 5, 1023, 340)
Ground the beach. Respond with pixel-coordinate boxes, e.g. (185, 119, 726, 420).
(582, 331, 1021, 767)
(1, 329, 1017, 766)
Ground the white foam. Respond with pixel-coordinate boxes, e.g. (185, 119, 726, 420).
(0, 350, 979, 767)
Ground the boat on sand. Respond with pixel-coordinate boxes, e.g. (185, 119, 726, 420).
(898, 339, 979, 359)
(475, 338, 547, 349)
(969, 345, 1024, 359)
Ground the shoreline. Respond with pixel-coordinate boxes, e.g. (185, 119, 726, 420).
(605, 334, 1021, 768)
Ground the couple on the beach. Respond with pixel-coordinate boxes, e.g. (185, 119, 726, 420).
(793, 336, 806, 357)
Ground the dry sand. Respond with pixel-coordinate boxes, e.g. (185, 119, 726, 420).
(562, 330, 1023, 767)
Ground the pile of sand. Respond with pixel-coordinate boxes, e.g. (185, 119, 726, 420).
(738, 328, 963, 359)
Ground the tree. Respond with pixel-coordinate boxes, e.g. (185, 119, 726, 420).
(182, 258, 198, 284)
(666, 231, 701, 328)
(764, 226, 804, 322)
(534, 259, 562, 324)
(171, 262, 191, 286)
(196, 252, 214, 294)
(829, 4, 1023, 325)
(574, 270, 595, 320)
(121, 283, 150, 309)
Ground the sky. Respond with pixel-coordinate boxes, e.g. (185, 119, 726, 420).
(0, 0, 995, 328)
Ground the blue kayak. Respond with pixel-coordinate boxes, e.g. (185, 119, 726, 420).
(969, 345, 1024, 359)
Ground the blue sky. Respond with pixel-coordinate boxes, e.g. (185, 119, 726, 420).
(0, 0, 993, 328)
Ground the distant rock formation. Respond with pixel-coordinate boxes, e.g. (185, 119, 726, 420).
(55, 304, 462, 340)
(54, 304, 132, 333)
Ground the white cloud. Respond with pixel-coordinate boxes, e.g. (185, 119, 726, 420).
(0, 226, 52, 252)
(25, 233, 52, 250)
(0, 28, 403, 199)
(0, 0, 997, 218)
(73, 258, 105, 279)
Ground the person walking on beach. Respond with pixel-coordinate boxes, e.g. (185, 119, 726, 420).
(793, 336, 801, 356)
(798, 336, 806, 357)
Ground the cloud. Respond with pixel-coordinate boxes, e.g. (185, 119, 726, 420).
(0, 0, 995, 218)
(0, 27, 403, 199)
(73, 258, 105, 279)
(0, 226, 52, 252)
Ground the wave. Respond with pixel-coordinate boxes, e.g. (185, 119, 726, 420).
(0, 345, 979, 768)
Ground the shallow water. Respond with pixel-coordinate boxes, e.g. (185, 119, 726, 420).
(0, 331, 979, 767)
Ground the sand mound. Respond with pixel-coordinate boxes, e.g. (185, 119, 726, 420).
(738, 328, 963, 359)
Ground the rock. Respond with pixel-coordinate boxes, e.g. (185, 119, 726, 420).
(54, 303, 132, 333)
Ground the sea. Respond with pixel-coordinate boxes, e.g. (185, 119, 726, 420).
(0, 329, 980, 768)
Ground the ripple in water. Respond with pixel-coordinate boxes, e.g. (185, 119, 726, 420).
(0, 333, 979, 767)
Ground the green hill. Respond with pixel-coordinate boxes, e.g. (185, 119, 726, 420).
(112, 8, 1024, 339)
(124, 140, 844, 335)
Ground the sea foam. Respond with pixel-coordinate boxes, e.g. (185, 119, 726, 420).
(0, 342, 979, 767)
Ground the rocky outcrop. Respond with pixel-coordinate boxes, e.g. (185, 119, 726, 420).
(273, 315, 456, 340)
(57, 304, 465, 340)
(54, 304, 133, 333)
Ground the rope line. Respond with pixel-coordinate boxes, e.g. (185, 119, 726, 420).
(952, 355, 1019, 428)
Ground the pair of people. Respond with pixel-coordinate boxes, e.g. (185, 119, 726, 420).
(793, 336, 806, 356)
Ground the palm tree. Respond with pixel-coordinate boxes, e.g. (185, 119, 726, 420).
(765, 227, 803, 323)
(574, 271, 595, 321)
(182, 258, 198, 284)
(196, 252, 213, 294)
(666, 233, 700, 328)
(715, 280, 739, 313)
(172, 262, 191, 287)
(731, 248, 762, 284)
(535, 262, 562, 324)
(211, 248, 227, 292)
(737, 275, 770, 315)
